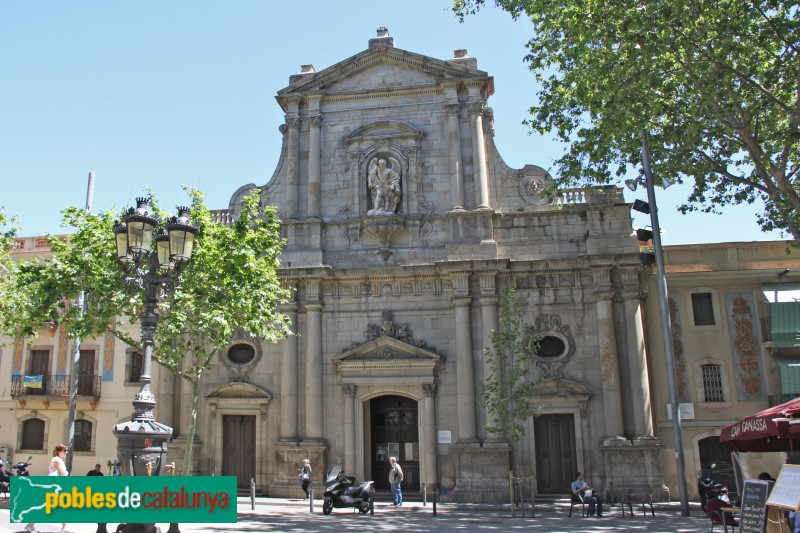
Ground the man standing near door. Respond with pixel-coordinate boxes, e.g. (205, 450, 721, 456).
(389, 456, 404, 507)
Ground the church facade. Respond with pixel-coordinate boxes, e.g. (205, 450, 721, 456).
(211, 28, 666, 501)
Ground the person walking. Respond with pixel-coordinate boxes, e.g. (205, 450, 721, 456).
(299, 459, 312, 500)
(389, 456, 404, 507)
(26, 443, 69, 533)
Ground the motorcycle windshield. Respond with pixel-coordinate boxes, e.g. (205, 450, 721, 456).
(326, 466, 342, 485)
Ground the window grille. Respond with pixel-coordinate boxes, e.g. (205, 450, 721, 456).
(701, 364, 725, 402)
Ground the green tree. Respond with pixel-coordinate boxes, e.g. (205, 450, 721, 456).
(0, 189, 290, 471)
(454, 0, 800, 241)
(478, 288, 543, 478)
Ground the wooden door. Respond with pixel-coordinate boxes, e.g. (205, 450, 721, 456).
(370, 396, 420, 491)
(534, 414, 577, 494)
(77, 349, 95, 396)
(222, 415, 256, 489)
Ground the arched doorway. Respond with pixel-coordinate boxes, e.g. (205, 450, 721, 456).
(370, 395, 420, 492)
(699, 436, 738, 499)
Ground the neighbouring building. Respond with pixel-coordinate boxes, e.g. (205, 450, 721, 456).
(3, 29, 799, 503)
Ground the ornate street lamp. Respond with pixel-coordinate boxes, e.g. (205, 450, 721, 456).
(111, 198, 198, 479)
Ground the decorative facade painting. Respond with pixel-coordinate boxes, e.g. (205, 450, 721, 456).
(726, 292, 766, 401)
(669, 297, 691, 403)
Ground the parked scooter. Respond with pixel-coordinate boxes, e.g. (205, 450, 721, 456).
(11, 457, 33, 477)
(698, 470, 730, 513)
(322, 466, 374, 515)
(0, 460, 10, 497)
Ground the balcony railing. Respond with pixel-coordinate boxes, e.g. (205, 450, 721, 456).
(11, 374, 101, 399)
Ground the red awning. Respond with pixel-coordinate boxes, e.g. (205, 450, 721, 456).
(719, 397, 800, 452)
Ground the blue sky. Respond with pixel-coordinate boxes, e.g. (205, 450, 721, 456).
(0, 1, 784, 244)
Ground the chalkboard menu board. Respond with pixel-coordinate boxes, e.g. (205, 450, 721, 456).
(739, 480, 772, 533)
(767, 464, 800, 510)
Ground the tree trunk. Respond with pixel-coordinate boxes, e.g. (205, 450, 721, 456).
(181, 378, 199, 475)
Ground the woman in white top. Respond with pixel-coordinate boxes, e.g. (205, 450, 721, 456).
(26, 443, 69, 533)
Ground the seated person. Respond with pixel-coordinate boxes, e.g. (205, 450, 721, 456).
(571, 471, 604, 517)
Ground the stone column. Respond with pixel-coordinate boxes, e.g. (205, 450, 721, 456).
(348, 151, 362, 218)
(453, 296, 478, 443)
(445, 103, 465, 211)
(422, 383, 438, 489)
(285, 111, 301, 220)
(594, 292, 625, 441)
(479, 294, 501, 442)
(307, 114, 322, 219)
(304, 297, 324, 441)
(279, 303, 299, 441)
(622, 290, 655, 438)
(468, 102, 490, 210)
(342, 384, 357, 475)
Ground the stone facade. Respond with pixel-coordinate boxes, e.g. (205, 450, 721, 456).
(219, 29, 664, 502)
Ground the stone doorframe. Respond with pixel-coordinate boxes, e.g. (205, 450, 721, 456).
(334, 335, 442, 491)
(525, 378, 592, 481)
(206, 382, 272, 493)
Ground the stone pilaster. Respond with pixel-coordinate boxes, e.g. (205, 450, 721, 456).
(593, 291, 626, 442)
(468, 102, 490, 210)
(445, 103, 465, 211)
(622, 290, 656, 439)
(285, 106, 301, 220)
(422, 383, 439, 490)
(342, 383, 357, 475)
(304, 285, 324, 442)
(453, 295, 478, 444)
(307, 114, 322, 219)
(279, 303, 299, 442)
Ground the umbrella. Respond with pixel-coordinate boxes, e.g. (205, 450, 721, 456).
(719, 397, 800, 452)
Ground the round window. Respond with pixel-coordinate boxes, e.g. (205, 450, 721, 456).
(536, 335, 566, 358)
(227, 343, 255, 365)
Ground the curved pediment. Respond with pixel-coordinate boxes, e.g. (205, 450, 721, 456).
(205, 381, 272, 400)
(345, 120, 423, 144)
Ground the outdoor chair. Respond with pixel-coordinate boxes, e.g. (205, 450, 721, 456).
(707, 498, 738, 533)
(569, 490, 586, 517)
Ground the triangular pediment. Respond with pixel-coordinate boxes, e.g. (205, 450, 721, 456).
(278, 46, 488, 97)
(334, 335, 442, 363)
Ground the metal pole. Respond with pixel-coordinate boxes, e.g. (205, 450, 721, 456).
(639, 129, 690, 516)
(250, 478, 255, 510)
(66, 171, 95, 472)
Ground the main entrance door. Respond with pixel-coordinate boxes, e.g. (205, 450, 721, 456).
(535, 414, 577, 494)
(370, 395, 420, 491)
(222, 415, 256, 489)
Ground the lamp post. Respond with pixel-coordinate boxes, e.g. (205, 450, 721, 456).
(111, 198, 198, 532)
(637, 129, 690, 516)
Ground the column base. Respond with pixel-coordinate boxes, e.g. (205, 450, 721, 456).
(602, 435, 631, 446)
(272, 441, 329, 498)
(451, 445, 511, 503)
(601, 438, 669, 502)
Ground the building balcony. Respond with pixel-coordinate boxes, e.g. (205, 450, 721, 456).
(11, 374, 101, 401)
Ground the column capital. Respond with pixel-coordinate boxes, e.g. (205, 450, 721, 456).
(308, 114, 323, 128)
(342, 384, 357, 399)
(452, 296, 473, 307)
(593, 291, 615, 303)
(621, 290, 647, 301)
(422, 383, 437, 397)
(285, 116, 301, 129)
(444, 103, 461, 115)
(478, 295, 499, 306)
(467, 102, 485, 115)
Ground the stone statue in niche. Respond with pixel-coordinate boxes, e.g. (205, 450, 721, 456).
(367, 157, 401, 215)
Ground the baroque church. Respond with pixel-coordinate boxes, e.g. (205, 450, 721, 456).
(213, 27, 667, 501)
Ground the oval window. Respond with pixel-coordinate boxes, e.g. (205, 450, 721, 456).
(228, 343, 255, 365)
(536, 335, 566, 358)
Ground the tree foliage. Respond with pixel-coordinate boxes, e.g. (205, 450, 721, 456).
(478, 288, 543, 474)
(0, 189, 290, 471)
(454, 0, 800, 240)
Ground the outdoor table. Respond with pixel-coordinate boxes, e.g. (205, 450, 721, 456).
(721, 506, 740, 532)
